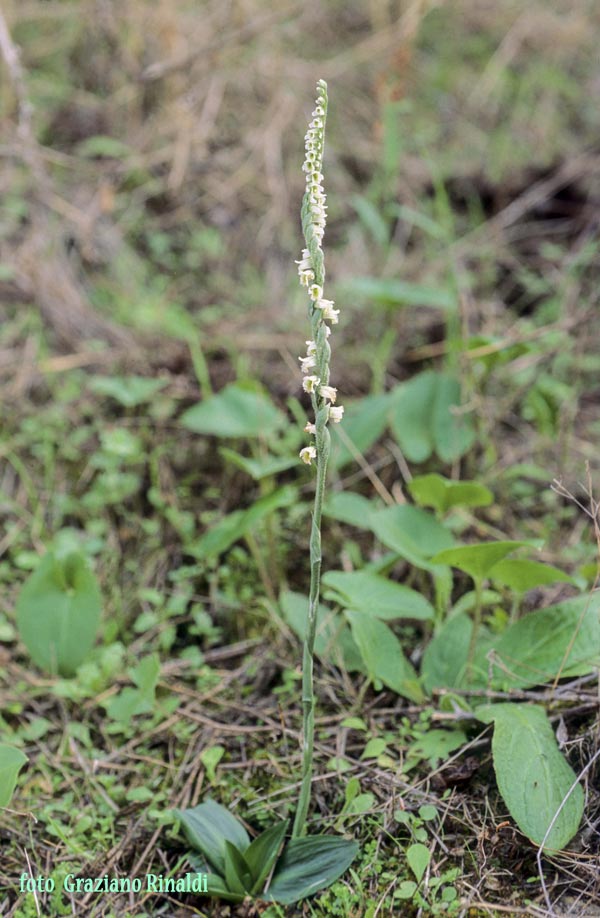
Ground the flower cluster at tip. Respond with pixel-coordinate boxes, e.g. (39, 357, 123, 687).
(296, 80, 343, 467)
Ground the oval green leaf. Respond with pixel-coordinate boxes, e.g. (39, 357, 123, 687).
(407, 843, 431, 882)
(370, 504, 455, 570)
(323, 492, 379, 529)
(408, 473, 493, 515)
(330, 393, 392, 469)
(473, 592, 600, 691)
(89, 375, 167, 408)
(488, 558, 574, 593)
(280, 590, 364, 673)
(477, 704, 584, 851)
(181, 383, 285, 438)
(389, 371, 475, 464)
(265, 836, 359, 904)
(224, 841, 253, 895)
(245, 819, 289, 895)
(345, 611, 423, 702)
(421, 612, 472, 695)
(431, 541, 528, 581)
(176, 800, 250, 876)
(190, 486, 296, 558)
(322, 570, 434, 621)
(16, 552, 102, 677)
(0, 745, 28, 808)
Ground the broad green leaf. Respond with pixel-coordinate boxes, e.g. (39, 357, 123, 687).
(345, 611, 423, 702)
(224, 841, 253, 895)
(418, 805, 439, 822)
(396, 880, 418, 899)
(244, 819, 289, 894)
(344, 276, 455, 310)
(477, 704, 584, 850)
(389, 371, 475, 463)
(361, 738, 387, 760)
(176, 800, 250, 875)
(133, 653, 161, 694)
(432, 374, 476, 463)
(405, 729, 467, 771)
(322, 570, 434, 621)
(186, 854, 245, 902)
(370, 504, 455, 569)
(280, 591, 363, 673)
(219, 448, 298, 480)
(489, 558, 574, 593)
(0, 745, 28, 808)
(330, 393, 391, 469)
(205, 872, 245, 903)
(16, 551, 102, 677)
(200, 745, 225, 783)
(105, 654, 160, 724)
(389, 372, 436, 462)
(472, 592, 600, 691)
(344, 777, 360, 804)
(340, 780, 375, 818)
(181, 383, 285, 438)
(323, 492, 379, 529)
(408, 474, 493, 515)
(88, 375, 167, 407)
(265, 836, 359, 904)
(346, 793, 375, 815)
(344, 792, 375, 816)
(191, 486, 296, 557)
(431, 541, 528, 581)
(407, 843, 431, 882)
(421, 613, 472, 695)
(341, 717, 367, 731)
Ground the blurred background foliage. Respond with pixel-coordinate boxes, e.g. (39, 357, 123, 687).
(1, 0, 598, 365)
(1, 2, 600, 913)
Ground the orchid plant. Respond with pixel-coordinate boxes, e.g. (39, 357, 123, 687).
(173, 81, 358, 906)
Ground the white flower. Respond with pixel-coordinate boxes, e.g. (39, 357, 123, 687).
(329, 405, 344, 423)
(315, 297, 334, 311)
(299, 355, 316, 374)
(296, 250, 314, 286)
(320, 385, 337, 403)
(298, 270, 314, 286)
(305, 340, 317, 356)
(302, 375, 320, 393)
(309, 284, 323, 301)
(304, 421, 316, 435)
(299, 445, 317, 465)
(321, 303, 340, 324)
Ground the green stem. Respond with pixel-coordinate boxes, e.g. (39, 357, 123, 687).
(465, 576, 483, 683)
(292, 423, 330, 839)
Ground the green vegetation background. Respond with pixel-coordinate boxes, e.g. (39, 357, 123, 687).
(1, 1, 599, 916)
